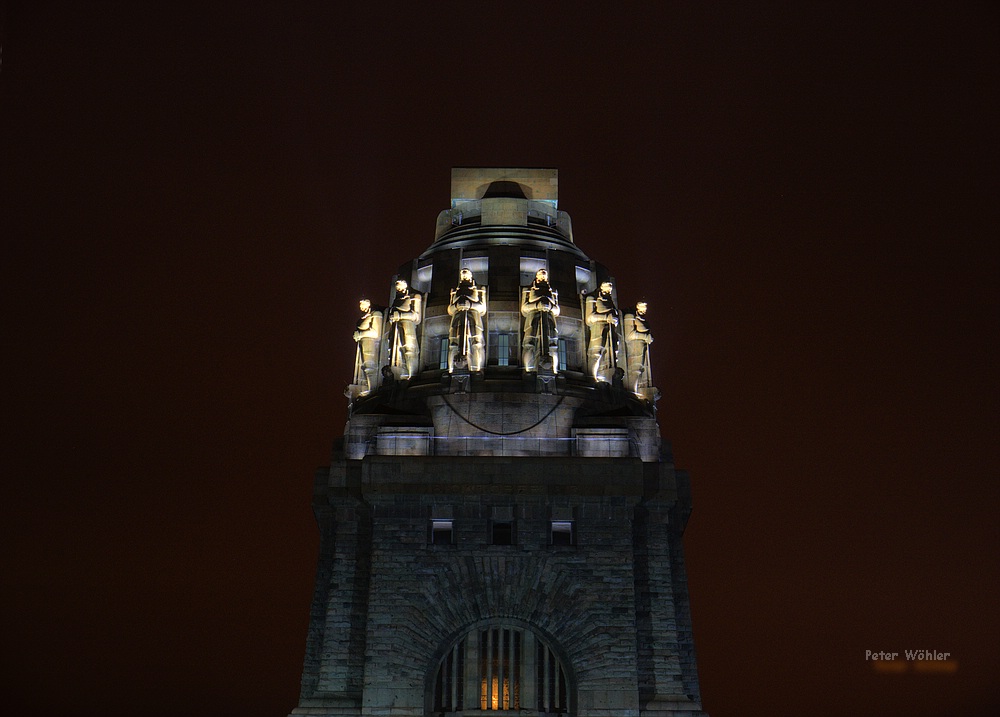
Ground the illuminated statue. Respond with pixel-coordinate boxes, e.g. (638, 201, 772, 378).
(447, 268, 487, 372)
(624, 301, 653, 394)
(352, 298, 383, 394)
(520, 268, 560, 372)
(387, 279, 422, 379)
(585, 281, 620, 382)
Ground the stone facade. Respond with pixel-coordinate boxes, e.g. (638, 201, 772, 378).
(291, 169, 706, 717)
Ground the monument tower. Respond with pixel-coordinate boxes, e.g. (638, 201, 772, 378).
(291, 168, 706, 717)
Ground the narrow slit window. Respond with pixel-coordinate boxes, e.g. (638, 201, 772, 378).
(438, 337, 449, 370)
(497, 333, 510, 366)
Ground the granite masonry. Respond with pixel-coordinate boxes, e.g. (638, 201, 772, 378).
(290, 168, 706, 717)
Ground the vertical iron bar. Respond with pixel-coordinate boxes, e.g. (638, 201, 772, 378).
(543, 643, 550, 711)
(451, 643, 458, 709)
(486, 628, 493, 709)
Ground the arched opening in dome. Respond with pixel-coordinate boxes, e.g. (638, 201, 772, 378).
(482, 180, 528, 200)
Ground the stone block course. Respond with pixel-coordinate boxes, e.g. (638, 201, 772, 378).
(291, 168, 705, 717)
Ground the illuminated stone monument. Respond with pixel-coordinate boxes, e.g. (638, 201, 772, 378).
(293, 168, 706, 717)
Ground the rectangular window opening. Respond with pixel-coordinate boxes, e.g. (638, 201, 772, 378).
(551, 520, 574, 546)
(461, 256, 489, 286)
(492, 521, 514, 545)
(432, 520, 454, 545)
(519, 256, 547, 287)
(416, 263, 433, 292)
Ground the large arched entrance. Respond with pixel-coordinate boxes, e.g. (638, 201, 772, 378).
(428, 619, 573, 715)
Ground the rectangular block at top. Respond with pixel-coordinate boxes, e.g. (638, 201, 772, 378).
(451, 167, 558, 204)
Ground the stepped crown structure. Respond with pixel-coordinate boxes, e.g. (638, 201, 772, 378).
(291, 168, 706, 717)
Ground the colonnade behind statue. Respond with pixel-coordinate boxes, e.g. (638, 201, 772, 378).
(348, 268, 655, 399)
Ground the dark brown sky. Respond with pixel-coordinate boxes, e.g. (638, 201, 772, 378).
(2, 3, 997, 716)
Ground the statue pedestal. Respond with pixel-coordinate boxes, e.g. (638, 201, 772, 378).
(449, 364, 471, 394)
(536, 359, 556, 394)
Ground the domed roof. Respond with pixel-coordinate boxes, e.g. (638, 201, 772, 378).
(344, 169, 662, 460)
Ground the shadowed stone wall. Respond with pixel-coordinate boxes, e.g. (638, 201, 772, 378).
(293, 455, 704, 717)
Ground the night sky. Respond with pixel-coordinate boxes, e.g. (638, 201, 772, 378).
(2, 3, 997, 717)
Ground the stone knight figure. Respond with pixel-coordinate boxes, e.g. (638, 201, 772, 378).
(352, 298, 383, 394)
(585, 281, 620, 382)
(520, 268, 560, 372)
(624, 301, 653, 394)
(387, 278, 422, 379)
(447, 268, 487, 372)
